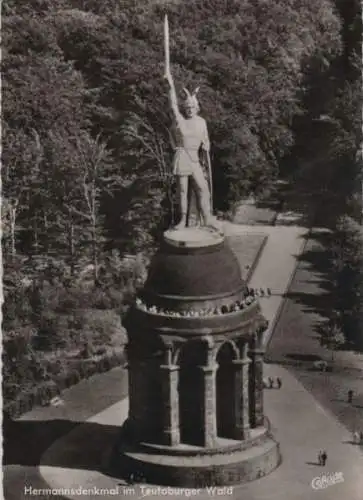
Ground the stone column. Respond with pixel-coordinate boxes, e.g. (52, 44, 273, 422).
(249, 331, 265, 428)
(160, 362, 180, 446)
(233, 342, 251, 440)
(199, 363, 218, 447)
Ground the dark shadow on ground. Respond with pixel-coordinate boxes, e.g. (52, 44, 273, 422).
(341, 440, 363, 446)
(3, 417, 79, 466)
(285, 353, 322, 362)
(3, 417, 121, 472)
(283, 291, 332, 317)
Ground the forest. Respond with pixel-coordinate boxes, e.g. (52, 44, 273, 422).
(2, 0, 362, 416)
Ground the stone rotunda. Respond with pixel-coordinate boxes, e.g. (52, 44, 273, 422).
(111, 227, 281, 486)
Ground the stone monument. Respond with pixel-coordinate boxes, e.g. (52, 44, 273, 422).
(109, 16, 280, 486)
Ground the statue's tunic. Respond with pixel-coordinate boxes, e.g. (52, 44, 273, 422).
(173, 116, 210, 176)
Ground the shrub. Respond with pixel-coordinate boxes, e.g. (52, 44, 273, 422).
(32, 311, 67, 351)
(74, 309, 126, 347)
(2, 266, 34, 328)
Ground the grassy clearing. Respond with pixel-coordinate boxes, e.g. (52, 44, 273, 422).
(227, 233, 268, 281)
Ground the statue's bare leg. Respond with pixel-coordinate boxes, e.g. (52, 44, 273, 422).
(192, 167, 213, 225)
(174, 175, 188, 230)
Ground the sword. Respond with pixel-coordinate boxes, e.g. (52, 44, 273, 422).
(206, 150, 213, 212)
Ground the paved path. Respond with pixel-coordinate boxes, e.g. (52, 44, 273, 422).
(224, 222, 309, 345)
(4, 223, 363, 499)
(38, 363, 363, 500)
(266, 228, 363, 435)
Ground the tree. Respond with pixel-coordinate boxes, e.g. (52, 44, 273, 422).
(120, 100, 176, 225)
(2, 125, 43, 259)
(2, 12, 93, 261)
(331, 215, 363, 347)
(322, 324, 346, 363)
(50, 0, 342, 215)
(69, 132, 116, 283)
(1, 0, 345, 257)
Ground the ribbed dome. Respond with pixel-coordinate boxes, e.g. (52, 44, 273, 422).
(143, 238, 246, 300)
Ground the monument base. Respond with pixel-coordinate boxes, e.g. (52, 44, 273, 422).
(109, 425, 281, 487)
(117, 223, 281, 488)
(163, 225, 224, 249)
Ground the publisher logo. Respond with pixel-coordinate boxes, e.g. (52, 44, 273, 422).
(311, 472, 344, 490)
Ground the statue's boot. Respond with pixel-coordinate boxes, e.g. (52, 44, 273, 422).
(172, 217, 187, 231)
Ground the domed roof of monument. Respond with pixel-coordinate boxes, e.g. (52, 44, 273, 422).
(143, 228, 245, 299)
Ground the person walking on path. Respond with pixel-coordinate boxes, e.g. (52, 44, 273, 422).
(353, 431, 360, 444)
(348, 389, 354, 403)
(276, 377, 282, 389)
(268, 376, 274, 389)
(321, 450, 327, 466)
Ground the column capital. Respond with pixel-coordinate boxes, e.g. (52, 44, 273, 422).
(201, 335, 215, 350)
(250, 348, 265, 356)
(199, 363, 218, 373)
(160, 338, 174, 349)
(160, 364, 179, 372)
(232, 357, 251, 366)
